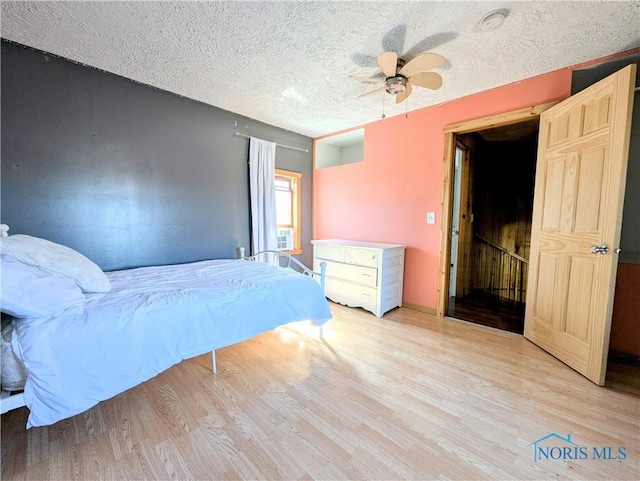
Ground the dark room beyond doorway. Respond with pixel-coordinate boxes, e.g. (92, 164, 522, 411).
(447, 119, 539, 333)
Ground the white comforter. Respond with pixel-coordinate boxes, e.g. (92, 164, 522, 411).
(12, 259, 332, 428)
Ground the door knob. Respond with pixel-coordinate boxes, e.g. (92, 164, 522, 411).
(590, 244, 609, 255)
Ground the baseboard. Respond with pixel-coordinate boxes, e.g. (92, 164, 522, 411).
(402, 303, 437, 316)
(608, 350, 640, 365)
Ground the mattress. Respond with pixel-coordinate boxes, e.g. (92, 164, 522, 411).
(12, 259, 332, 427)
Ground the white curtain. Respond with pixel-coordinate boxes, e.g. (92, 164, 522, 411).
(249, 137, 277, 259)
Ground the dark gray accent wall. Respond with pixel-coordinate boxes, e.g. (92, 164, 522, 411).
(571, 53, 640, 264)
(1, 41, 314, 270)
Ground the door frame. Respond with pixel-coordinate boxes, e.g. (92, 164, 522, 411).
(436, 102, 558, 317)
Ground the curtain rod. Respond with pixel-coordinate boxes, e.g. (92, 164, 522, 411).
(234, 132, 309, 153)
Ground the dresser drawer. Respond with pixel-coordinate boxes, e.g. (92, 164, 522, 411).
(324, 261, 377, 287)
(325, 278, 377, 312)
(345, 248, 379, 268)
(315, 244, 345, 262)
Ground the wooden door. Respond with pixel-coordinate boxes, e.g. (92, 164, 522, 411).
(524, 64, 636, 385)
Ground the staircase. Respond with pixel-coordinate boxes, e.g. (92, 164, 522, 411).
(472, 233, 528, 303)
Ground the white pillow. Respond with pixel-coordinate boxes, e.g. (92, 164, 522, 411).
(0, 255, 85, 318)
(0, 234, 111, 293)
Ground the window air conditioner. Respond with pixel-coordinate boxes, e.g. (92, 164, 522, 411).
(276, 228, 294, 250)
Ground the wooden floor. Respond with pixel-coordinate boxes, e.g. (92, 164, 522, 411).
(2, 303, 639, 480)
(448, 290, 525, 333)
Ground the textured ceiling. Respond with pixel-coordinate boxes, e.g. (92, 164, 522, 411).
(2, 1, 639, 138)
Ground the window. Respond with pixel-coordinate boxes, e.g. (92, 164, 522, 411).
(274, 169, 302, 254)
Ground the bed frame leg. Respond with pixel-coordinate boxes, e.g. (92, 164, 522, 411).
(211, 350, 217, 374)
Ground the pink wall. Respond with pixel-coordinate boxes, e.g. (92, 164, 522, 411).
(313, 49, 639, 312)
(313, 69, 572, 309)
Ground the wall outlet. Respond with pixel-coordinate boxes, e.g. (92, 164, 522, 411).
(427, 212, 436, 224)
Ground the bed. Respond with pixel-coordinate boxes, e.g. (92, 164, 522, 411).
(0, 230, 331, 428)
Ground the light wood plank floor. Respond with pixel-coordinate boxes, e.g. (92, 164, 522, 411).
(2, 303, 639, 480)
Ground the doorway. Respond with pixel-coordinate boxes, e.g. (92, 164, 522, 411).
(446, 121, 538, 333)
(438, 66, 636, 386)
(436, 103, 556, 328)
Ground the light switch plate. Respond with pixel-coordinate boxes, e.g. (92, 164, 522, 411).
(427, 212, 436, 224)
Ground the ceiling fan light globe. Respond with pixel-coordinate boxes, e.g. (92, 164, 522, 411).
(385, 76, 407, 95)
(386, 84, 406, 94)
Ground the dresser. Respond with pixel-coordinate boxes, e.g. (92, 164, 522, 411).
(311, 239, 406, 317)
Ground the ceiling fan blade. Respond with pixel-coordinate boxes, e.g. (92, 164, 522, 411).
(408, 72, 443, 90)
(399, 53, 446, 77)
(378, 51, 398, 77)
(358, 86, 386, 98)
(348, 75, 384, 84)
(395, 83, 412, 104)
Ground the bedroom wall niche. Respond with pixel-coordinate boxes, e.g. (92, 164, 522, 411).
(315, 128, 364, 169)
(0, 40, 314, 270)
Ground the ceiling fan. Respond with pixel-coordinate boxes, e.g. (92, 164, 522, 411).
(350, 51, 445, 103)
